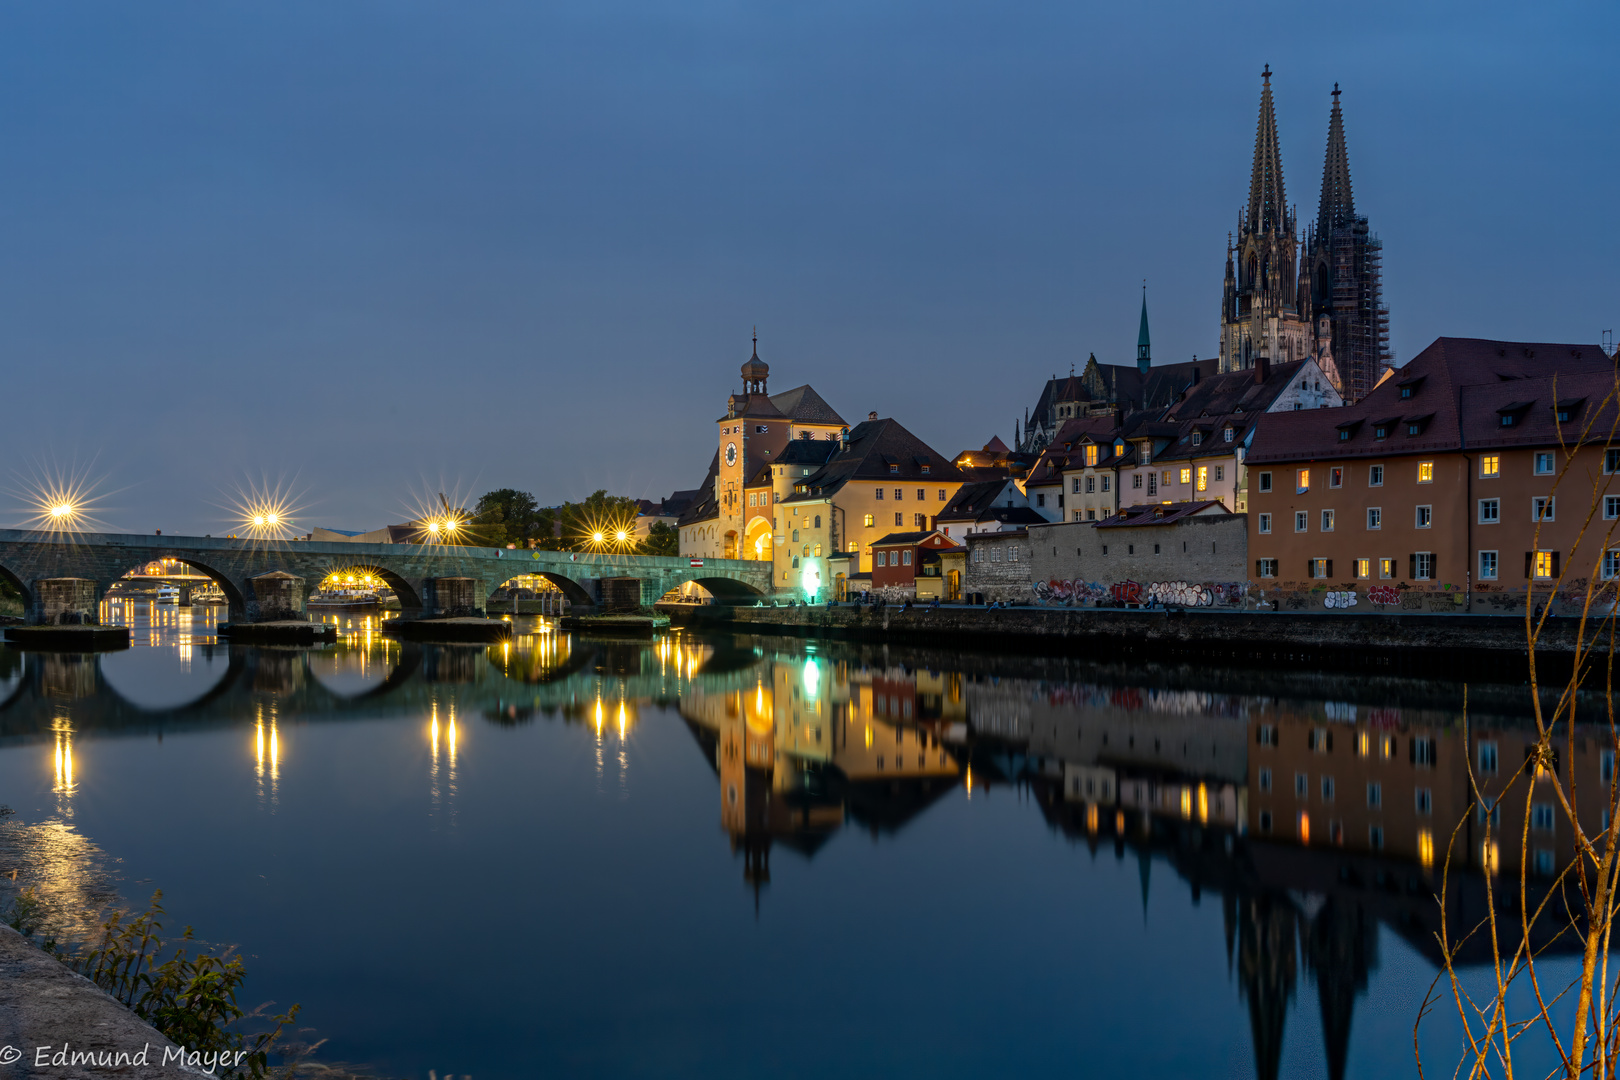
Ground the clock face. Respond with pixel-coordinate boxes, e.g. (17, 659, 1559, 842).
(725, 442, 738, 467)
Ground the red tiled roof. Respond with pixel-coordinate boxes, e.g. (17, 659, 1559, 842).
(1247, 338, 1615, 464)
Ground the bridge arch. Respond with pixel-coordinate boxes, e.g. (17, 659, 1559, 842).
(107, 554, 249, 616)
(491, 571, 593, 607)
(0, 558, 34, 618)
(683, 574, 767, 601)
(312, 563, 424, 612)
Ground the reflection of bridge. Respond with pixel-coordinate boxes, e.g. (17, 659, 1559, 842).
(0, 529, 772, 623)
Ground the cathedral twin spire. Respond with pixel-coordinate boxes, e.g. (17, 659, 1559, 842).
(1316, 84, 1355, 239)
(1247, 65, 1289, 235)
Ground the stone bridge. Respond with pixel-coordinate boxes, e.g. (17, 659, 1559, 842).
(0, 529, 773, 624)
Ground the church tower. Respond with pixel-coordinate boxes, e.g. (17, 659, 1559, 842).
(1136, 287, 1151, 376)
(1303, 85, 1390, 402)
(1220, 67, 1313, 376)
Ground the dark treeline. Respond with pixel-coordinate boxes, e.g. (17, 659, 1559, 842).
(467, 489, 677, 555)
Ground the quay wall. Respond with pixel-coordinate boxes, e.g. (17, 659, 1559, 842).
(663, 604, 1597, 682)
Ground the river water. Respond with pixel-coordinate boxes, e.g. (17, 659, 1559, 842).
(0, 601, 1589, 1078)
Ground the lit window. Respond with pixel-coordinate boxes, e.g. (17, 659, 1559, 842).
(1310, 557, 1331, 578)
(1196, 466, 1208, 492)
(1416, 505, 1432, 528)
(1355, 558, 1370, 578)
(863, 514, 874, 528)
(1297, 468, 1310, 492)
(1367, 507, 1381, 530)
(1417, 461, 1434, 483)
(1085, 445, 1099, 467)
(1180, 468, 1191, 485)
(1329, 467, 1343, 488)
(1479, 550, 1498, 580)
(1479, 498, 1499, 523)
(1533, 550, 1555, 579)
(1533, 497, 1555, 522)
(1481, 455, 1500, 478)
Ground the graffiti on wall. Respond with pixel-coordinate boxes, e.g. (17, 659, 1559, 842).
(1322, 590, 1358, 609)
(1147, 580, 1214, 607)
(1033, 578, 1251, 608)
(1032, 579, 1110, 606)
(1366, 585, 1401, 606)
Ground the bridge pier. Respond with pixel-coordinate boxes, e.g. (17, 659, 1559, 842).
(248, 571, 307, 622)
(31, 578, 100, 625)
(421, 576, 485, 618)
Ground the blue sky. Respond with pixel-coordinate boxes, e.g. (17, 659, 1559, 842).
(1, 1, 1614, 534)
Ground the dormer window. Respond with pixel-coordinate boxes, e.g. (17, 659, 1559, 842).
(1397, 375, 1426, 400)
(1400, 386, 1413, 399)
(921, 465, 931, 474)
(1554, 398, 1585, 424)
(888, 464, 899, 474)
(1084, 445, 1099, 467)
(1406, 413, 1434, 437)
(1191, 432, 1203, 446)
(1497, 401, 1533, 428)
(1224, 427, 1235, 442)
(1114, 440, 1126, 457)
(1500, 414, 1515, 427)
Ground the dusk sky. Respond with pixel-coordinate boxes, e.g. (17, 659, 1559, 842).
(2, 1, 1614, 535)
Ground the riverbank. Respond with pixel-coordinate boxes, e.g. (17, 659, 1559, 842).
(664, 604, 1584, 682)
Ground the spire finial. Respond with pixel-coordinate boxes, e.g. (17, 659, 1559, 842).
(1262, 63, 1271, 81)
(1332, 81, 1340, 99)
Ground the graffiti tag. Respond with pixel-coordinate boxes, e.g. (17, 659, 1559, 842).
(1322, 590, 1358, 609)
(1366, 585, 1401, 606)
(1147, 581, 1214, 607)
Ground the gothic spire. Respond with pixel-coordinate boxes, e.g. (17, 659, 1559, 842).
(1136, 285, 1151, 374)
(1247, 65, 1288, 234)
(1317, 83, 1355, 238)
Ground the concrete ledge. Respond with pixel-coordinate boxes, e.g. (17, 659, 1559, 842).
(380, 617, 513, 643)
(216, 621, 337, 644)
(2, 626, 130, 651)
(0, 923, 207, 1078)
(560, 614, 669, 636)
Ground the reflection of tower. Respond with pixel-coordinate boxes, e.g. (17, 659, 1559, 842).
(51, 715, 76, 817)
(718, 685, 779, 910)
(1237, 894, 1298, 1080)
(1302, 898, 1375, 1080)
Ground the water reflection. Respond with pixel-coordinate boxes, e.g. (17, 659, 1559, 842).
(0, 628, 1594, 1078)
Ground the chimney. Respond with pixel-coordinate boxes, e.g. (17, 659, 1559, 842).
(1255, 355, 1270, 385)
(867, 411, 878, 421)
(1191, 367, 1200, 384)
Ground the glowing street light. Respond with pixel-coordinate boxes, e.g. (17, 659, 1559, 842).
(50, 503, 75, 521)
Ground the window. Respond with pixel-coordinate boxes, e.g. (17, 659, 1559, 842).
(1258, 513, 1272, 534)
(875, 487, 884, 500)
(1367, 782, 1382, 808)
(1329, 467, 1343, 488)
(1479, 550, 1498, 580)
(1533, 497, 1555, 522)
(876, 551, 887, 567)
(1147, 473, 1157, 496)
(1071, 478, 1081, 494)
(1180, 468, 1191, 485)
(1607, 449, 1620, 475)
(1191, 432, 1203, 446)
(1374, 424, 1389, 440)
(1133, 474, 1143, 489)
(1355, 558, 1370, 578)
(1367, 507, 1381, 530)
(893, 513, 903, 526)
(1478, 741, 1498, 775)
(888, 463, 899, 474)
(1086, 509, 1096, 521)
(1162, 470, 1172, 487)
(1413, 552, 1436, 579)
(937, 489, 946, 500)
(893, 488, 903, 500)
(1531, 803, 1555, 832)
(1295, 511, 1308, 532)
(1321, 775, 1335, 801)
(1415, 788, 1432, 815)
(1535, 848, 1555, 876)
(1309, 558, 1332, 578)
(913, 513, 926, 528)
(1535, 452, 1555, 475)
(1214, 465, 1224, 482)
(1477, 797, 1500, 827)
(1196, 466, 1208, 492)
(1604, 749, 1615, 784)
(1417, 461, 1434, 483)
(1101, 476, 1111, 492)
(1500, 412, 1515, 427)
(1085, 476, 1095, 494)
(1257, 558, 1278, 578)
(1379, 558, 1395, 579)
(1532, 550, 1555, 579)
(1297, 469, 1310, 493)
(1321, 509, 1335, 531)
(1085, 445, 1099, 467)
(1258, 471, 1273, 493)
(863, 514, 875, 528)
(1416, 505, 1432, 528)
(1412, 737, 1437, 766)
(1259, 767, 1272, 792)
(916, 488, 925, 500)
(1224, 426, 1235, 442)
(1606, 550, 1620, 580)
(1479, 498, 1499, 523)
(1256, 725, 1278, 747)
(1369, 464, 1384, 486)
(1294, 773, 1308, 797)
(1035, 494, 1045, 507)
(1072, 511, 1082, 522)
(1606, 495, 1620, 520)
(921, 465, 931, 474)
(1481, 455, 1500, 478)
(902, 550, 913, 566)
(1259, 811, 1273, 833)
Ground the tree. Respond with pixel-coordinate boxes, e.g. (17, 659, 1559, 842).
(471, 489, 540, 547)
(557, 490, 642, 551)
(640, 520, 678, 557)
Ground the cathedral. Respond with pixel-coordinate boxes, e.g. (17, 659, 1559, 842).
(1219, 67, 1390, 402)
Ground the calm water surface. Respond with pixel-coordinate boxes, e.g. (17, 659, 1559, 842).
(0, 601, 1582, 1078)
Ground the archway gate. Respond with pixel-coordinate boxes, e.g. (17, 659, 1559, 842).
(0, 529, 773, 624)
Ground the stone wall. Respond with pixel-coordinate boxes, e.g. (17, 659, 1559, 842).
(1026, 515, 1251, 608)
(963, 530, 1032, 602)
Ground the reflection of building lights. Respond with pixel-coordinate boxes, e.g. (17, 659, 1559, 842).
(964, 765, 972, 798)
(53, 731, 75, 794)
(1298, 811, 1310, 845)
(1197, 783, 1209, 824)
(802, 658, 820, 697)
(1417, 829, 1434, 868)
(1115, 810, 1125, 834)
(1086, 803, 1099, 832)
(1482, 841, 1499, 874)
(1180, 787, 1192, 819)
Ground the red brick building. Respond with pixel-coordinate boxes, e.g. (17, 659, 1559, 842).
(870, 530, 960, 594)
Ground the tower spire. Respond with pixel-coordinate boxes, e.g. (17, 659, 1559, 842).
(1317, 83, 1354, 238)
(1248, 65, 1287, 234)
(1137, 283, 1151, 375)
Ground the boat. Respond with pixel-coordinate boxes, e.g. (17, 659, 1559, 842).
(156, 585, 181, 605)
(307, 589, 383, 609)
(192, 588, 228, 606)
